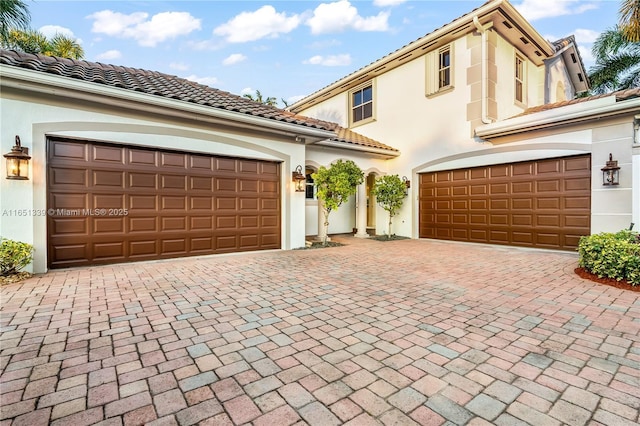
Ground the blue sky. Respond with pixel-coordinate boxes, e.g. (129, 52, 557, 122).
(29, 0, 619, 105)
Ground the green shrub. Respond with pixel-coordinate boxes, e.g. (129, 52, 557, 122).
(0, 237, 34, 276)
(578, 230, 640, 286)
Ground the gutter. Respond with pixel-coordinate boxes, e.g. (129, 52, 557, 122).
(473, 16, 494, 125)
(476, 96, 640, 138)
(0, 65, 336, 143)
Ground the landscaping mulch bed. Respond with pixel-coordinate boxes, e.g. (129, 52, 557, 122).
(295, 241, 345, 250)
(574, 268, 639, 292)
(0, 272, 32, 286)
(370, 235, 410, 241)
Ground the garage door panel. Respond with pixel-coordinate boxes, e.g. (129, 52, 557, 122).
(94, 194, 125, 209)
(491, 199, 508, 209)
(93, 242, 125, 259)
(130, 173, 157, 189)
(129, 217, 157, 232)
(436, 214, 450, 224)
(94, 170, 124, 188)
(565, 197, 590, 209)
(565, 156, 590, 171)
(161, 196, 186, 210)
(51, 168, 87, 186)
(129, 149, 157, 166)
(419, 155, 590, 251)
(50, 193, 87, 209)
(436, 171, 451, 182)
(436, 187, 450, 197)
(452, 186, 468, 196)
(161, 217, 186, 231)
(48, 138, 280, 268)
(537, 180, 560, 192)
(161, 152, 187, 168)
(130, 195, 157, 210)
(452, 170, 468, 181)
(130, 240, 157, 256)
(161, 175, 187, 190)
(93, 145, 124, 163)
(491, 183, 508, 194)
(94, 217, 125, 233)
(52, 218, 87, 235)
(565, 215, 589, 228)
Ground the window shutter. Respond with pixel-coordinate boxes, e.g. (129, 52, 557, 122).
(425, 50, 438, 96)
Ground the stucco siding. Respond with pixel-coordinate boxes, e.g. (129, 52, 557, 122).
(1, 93, 307, 272)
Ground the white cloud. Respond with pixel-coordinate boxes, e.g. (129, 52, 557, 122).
(286, 95, 306, 105)
(187, 39, 225, 51)
(95, 50, 121, 61)
(373, 0, 406, 6)
(88, 10, 201, 47)
(573, 28, 600, 44)
(578, 45, 594, 65)
(514, 0, 598, 21)
(307, 1, 389, 34)
(169, 62, 189, 71)
(184, 75, 219, 87)
(304, 54, 352, 66)
(241, 87, 254, 96)
(39, 25, 75, 38)
(214, 5, 301, 43)
(222, 53, 247, 66)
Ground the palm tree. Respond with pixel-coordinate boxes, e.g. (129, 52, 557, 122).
(242, 89, 278, 106)
(0, 0, 30, 43)
(3, 28, 84, 59)
(588, 26, 640, 93)
(620, 0, 640, 42)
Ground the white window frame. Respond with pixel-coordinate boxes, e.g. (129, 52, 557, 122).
(426, 44, 454, 96)
(515, 53, 526, 105)
(349, 82, 375, 127)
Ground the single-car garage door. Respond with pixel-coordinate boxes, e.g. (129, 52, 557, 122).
(419, 155, 590, 250)
(47, 138, 281, 268)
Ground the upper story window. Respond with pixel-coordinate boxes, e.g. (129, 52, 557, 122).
(439, 46, 451, 89)
(351, 84, 373, 124)
(515, 54, 525, 104)
(426, 44, 454, 96)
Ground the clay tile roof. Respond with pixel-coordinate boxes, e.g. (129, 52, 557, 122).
(514, 88, 640, 117)
(0, 49, 398, 153)
(331, 126, 399, 152)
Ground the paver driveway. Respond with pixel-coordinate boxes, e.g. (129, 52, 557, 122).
(1, 236, 639, 426)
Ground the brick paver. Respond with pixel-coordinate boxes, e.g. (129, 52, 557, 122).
(1, 236, 639, 425)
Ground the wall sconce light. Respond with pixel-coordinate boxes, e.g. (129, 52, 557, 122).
(601, 153, 620, 186)
(4, 136, 31, 180)
(402, 176, 411, 193)
(292, 165, 306, 192)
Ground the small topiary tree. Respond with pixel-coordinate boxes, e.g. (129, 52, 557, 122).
(313, 160, 364, 245)
(0, 237, 34, 276)
(372, 175, 408, 239)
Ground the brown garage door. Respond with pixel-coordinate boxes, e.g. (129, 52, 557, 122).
(419, 155, 591, 250)
(47, 138, 281, 268)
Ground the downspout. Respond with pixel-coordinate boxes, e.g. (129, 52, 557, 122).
(473, 16, 493, 124)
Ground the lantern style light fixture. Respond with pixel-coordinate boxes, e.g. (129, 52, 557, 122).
(402, 176, 411, 193)
(601, 153, 620, 186)
(292, 165, 306, 192)
(4, 136, 31, 180)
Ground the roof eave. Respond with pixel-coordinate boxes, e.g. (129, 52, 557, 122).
(476, 96, 640, 139)
(316, 139, 400, 158)
(0, 65, 337, 143)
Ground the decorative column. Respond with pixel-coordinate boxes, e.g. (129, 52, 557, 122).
(355, 182, 369, 238)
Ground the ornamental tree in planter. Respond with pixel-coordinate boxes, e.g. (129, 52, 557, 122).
(371, 175, 408, 239)
(313, 160, 364, 245)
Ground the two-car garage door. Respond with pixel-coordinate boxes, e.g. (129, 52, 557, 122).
(419, 155, 591, 250)
(47, 138, 281, 268)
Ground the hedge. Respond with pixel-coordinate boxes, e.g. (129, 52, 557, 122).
(578, 230, 640, 286)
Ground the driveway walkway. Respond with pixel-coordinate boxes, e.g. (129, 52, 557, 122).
(1, 237, 638, 426)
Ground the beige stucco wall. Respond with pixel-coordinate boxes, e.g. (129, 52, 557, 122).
(1, 90, 308, 273)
